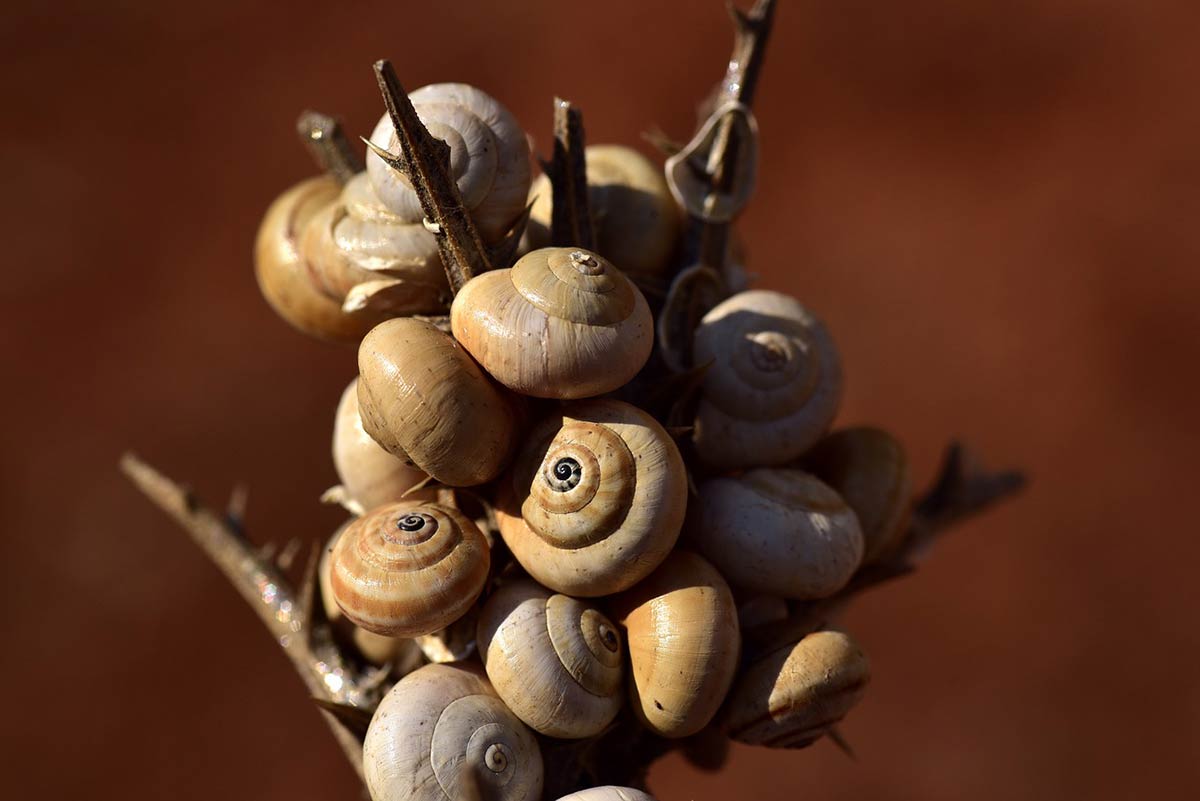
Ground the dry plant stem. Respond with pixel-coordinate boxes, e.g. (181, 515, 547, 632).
(296, 111, 364, 185)
(365, 60, 493, 294)
(546, 98, 595, 248)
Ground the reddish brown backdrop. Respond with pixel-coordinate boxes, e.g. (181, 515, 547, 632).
(3, 1, 1198, 799)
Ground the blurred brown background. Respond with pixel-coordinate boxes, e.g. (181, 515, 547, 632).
(3, 0, 1198, 798)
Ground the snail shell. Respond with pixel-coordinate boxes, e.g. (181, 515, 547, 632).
(804, 427, 912, 564)
(451, 247, 654, 399)
(692, 289, 842, 470)
(253, 176, 389, 342)
(724, 630, 870, 748)
(364, 662, 543, 801)
(525, 145, 680, 278)
(357, 318, 517, 487)
(496, 399, 686, 597)
(554, 789, 657, 801)
(477, 579, 624, 738)
(329, 501, 490, 637)
(612, 550, 740, 739)
(692, 469, 864, 600)
(367, 83, 531, 242)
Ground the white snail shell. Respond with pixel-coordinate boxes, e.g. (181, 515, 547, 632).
(367, 83, 531, 242)
(692, 289, 842, 470)
(477, 579, 624, 738)
(554, 788, 657, 801)
(496, 399, 687, 597)
(364, 662, 543, 801)
(692, 469, 864, 600)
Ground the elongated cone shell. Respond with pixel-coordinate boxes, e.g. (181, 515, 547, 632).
(525, 145, 680, 278)
(451, 248, 654, 399)
(724, 630, 870, 748)
(329, 501, 489, 637)
(692, 469, 864, 600)
(555, 789, 657, 801)
(612, 551, 740, 738)
(804, 427, 912, 564)
(254, 176, 389, 343)
(364, 662, 543, 801)
(692, 290, 842, 470)
(477, 579, 624, 738)
(357, 318, 517, 487)
(496, 400, 686, 597)
(366, 83, 531, 241)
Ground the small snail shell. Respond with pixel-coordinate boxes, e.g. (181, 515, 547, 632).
(554, 789, 657, 801)
(477, 579, 624, 738)
(525, 145, 680, 278)
(451, 248, 654, 399)
(804, 427, 912, 564)
(496, 399, 686, 597)
(364, 662, 543, 801)
(301, 172, 447, 315)
(333, 378, 434, 511)
(367, 83, 531, 241)
(612, 550, 740, 739)
(724, 630, 870, 748)
(253, 176, 389, 342)
(357, 318, 517, 487)
(692, 469, 864, 600)
(329, 501, 490, 637)
(692, 289, 842, 470)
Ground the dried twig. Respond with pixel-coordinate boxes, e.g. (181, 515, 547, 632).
(296, 111, 363, 186)
(544, 98, 594, 249)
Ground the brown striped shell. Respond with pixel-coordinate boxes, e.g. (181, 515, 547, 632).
(477, 579, 624, 738)
(496, 399, 686, 597)
(329, 501, 489, 637)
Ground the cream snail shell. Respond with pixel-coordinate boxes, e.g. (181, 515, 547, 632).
(724, 630, 870, 748)
(364, 662, 543, 801)
(554, 789, 657, 801)
(691, 469, 864, 600)
(450, 247, 654, 399)
(496, 399, 686, 597)
(692, 289, 842, 470)
(525, 145, 680, 279)
(477, 579, 624, 738)
(612, 550, 740, 739)
(357, 318, 518, 487)
(329, 501, 490, 637)
(804, 427, 912, 564)
(366, 82, 531, 242)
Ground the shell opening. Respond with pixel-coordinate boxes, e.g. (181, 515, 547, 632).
(598, 623, 619, 653)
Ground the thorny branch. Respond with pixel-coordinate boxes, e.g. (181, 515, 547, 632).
(544, 98, 595, 249)
(296, 111, 363, 186)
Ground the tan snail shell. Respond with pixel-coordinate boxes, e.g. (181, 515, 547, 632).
(329, 501, 489, 637)
(253, 176, 389, 343)
(496, 399, 686, 597)
(300, 172, 448, 315)
(333, 378, 434, 511)
(804, 427, 912, 564)
(525, 145, 680, 278)
(691, 469, 864, 600)
(357, 318, 517, 487)
(692, 289, 843, 470)
(724, 630, 870, 748)
(364, 662, 543, 801)
(612, 550, 740, 739)
(477, 579, 624, 738)
(367, 83, 531, 242)
(554, 789, 657, 801)
(450, 248, 654, 399)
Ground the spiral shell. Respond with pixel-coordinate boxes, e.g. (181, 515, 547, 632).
(612, 550, 740, 739)
(477, 579, 624, 738)
(364, 662, 543, 801)
(555, 789, 657, 801)
(692, 469, 863, 600)
(804, 427, 912, 564)
(366, 83, 531, 242)
(329, 501, 490, 637)
(692, 289, 842, 470)
(525, 145, 680, 278)
(496, 399, 686, 597)
(724, 630, 870, 748)
(451, 248, 654, 399)
(357, 318, 517, 487)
